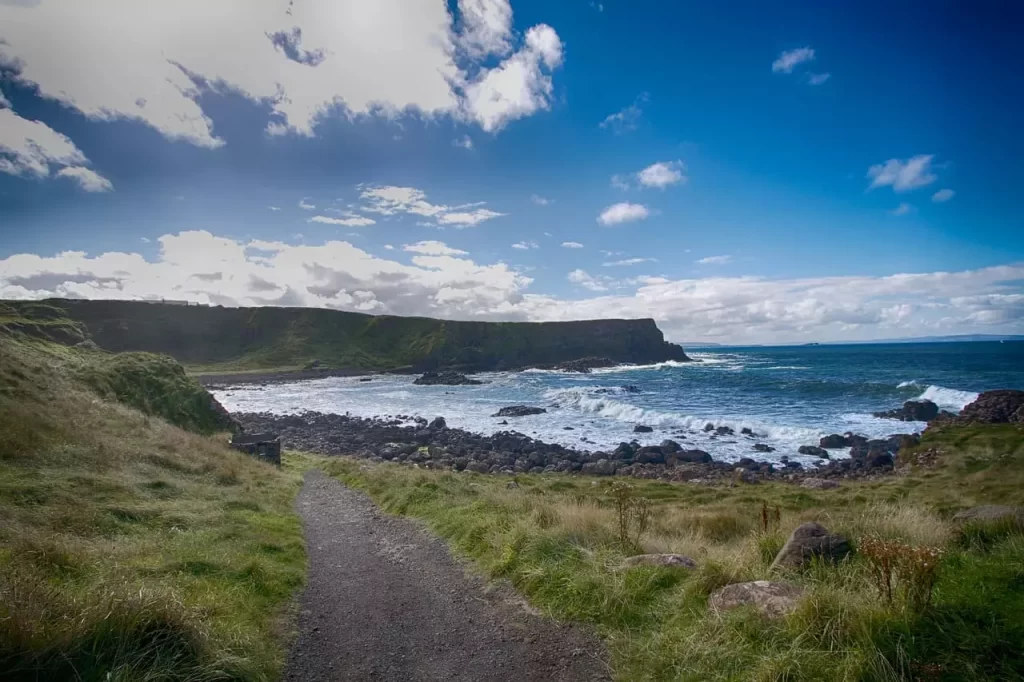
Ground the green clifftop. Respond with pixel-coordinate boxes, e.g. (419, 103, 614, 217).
(3, 299, 689, 373)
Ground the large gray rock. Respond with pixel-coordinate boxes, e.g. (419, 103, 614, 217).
(581, 458, 617, 476)
(492, 405, 547, 417)
(621, 554, 696, 569)
(708, 581, 805, 619)
(770, 522, 851, 570)
(800, 477, 839, 490)
(952, 505, 1024, 524)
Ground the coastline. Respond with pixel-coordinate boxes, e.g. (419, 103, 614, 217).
(195, 367, 379, 387)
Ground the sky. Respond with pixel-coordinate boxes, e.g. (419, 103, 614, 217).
(1, 0, 1022, 344)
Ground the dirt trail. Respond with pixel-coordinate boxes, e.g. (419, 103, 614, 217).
(285, 469, 611, 681)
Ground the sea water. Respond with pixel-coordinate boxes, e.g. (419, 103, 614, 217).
(213, 341, 1024, 465)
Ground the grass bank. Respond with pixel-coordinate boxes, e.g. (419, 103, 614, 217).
(322, 425, 1024, 681)
(0, 332, 307, 681)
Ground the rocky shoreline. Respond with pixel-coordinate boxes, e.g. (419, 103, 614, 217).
(234, 410, 912, 485)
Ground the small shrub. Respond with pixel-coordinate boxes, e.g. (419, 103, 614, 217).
(759, 501, 781, 533)
(860, 535, 944, 612)
(609, 482, 653, 550)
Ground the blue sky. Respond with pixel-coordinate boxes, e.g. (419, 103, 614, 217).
(1, 0, 1022, 343)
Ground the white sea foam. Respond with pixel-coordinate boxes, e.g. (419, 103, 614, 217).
(915, 385, 978, 410)
(897, 380, 921, 388)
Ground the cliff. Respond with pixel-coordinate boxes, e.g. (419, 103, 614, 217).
(2, 299, 689, 373)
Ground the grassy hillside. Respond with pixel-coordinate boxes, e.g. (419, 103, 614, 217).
(0, 325, 305, 680)
(1, 299, 688, 374)
(322, 423, 1024, 681)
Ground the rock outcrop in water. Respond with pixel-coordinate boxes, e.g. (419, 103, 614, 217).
(873, 400, 940, 422)
(414, 372, 483, 386)
(491, 405, 547, 417)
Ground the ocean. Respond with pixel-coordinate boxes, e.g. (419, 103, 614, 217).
(213, 341, 1024, 465)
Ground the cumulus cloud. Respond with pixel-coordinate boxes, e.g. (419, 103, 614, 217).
(561, 241, 584, 249)
(597, 202, 650, 226)
(0, 0, 563, 146)
(268, 206, 281, 211)
(636, 160, 686, 189)
(453, 135, 474, 150)
(357, 185, 505, 228)
(309, 214, 376, 227)
(889, 203, 915, 216)
(531, 194, 552, 205)
(867, 155, 937, 192)
(298, 198, 316, 210)
(0, 108, 111, 189)
(1, 230, 1022, 344)
(697, 255, 732, 265)
(403, 241, 467, 257)
(603, 257, 655, 267)
(808, 72, 831, 85)
(772, 47, 815, 73)
(511, 241, 539, 250)
(54, 166, 113, 192)
(599, 92, 648, 133)
(932, 188, 956, 203)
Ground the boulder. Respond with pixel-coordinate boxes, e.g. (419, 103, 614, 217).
(492, 405, 547, 418)
(716, 426, 735, 436)
(634, 424, 654, 433)
(414, 371, 483, 386)
(553, 357, 618, 373)
(581, 458, 617, 476)
(611, 442, 635, 460)
(622, 554, 696, 569)
(770, 522, 851, 570)
(659, 439, 682, 454)
(958, 390, 1024, 424)
(753, 443, 775, 453)
(819, 434, 851, 449)
(800, 478, 839, 490)
(952, 505, 1024, 524)
(865, 452, 894, 469)
(675, 449, 712, 464)
(873, 400, 939, 422)
(428, 416, 448, 430)
(798, 445, 828, 458)
(708, 581, 805, 619)
(634, 446, 665, 465)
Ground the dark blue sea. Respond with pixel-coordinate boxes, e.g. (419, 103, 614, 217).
(215, 341, 1024, 464)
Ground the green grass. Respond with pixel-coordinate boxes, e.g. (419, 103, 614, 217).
(319, 426, 1024, 681)
(0, 333, 307, 681)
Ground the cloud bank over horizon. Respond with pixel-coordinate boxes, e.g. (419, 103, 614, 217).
(2, 230, 1021, 345)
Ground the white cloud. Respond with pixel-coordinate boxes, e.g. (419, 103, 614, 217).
(531, 194, 552, 205)
(55, 166, 114, 192)
(636, 160, 686, 189)
(453, 134, 474, 150)
(0, 108, 113, 191)
(567, 269, 608, 292)
(597, 202, 650, 226)
(358, 185, 505, 228)
(298, 198, 316, 210)
(462, 23, 564, 132)
(603, 257, 655, 267)
(867, 155, 937, 192)
(561, 241, 584, 249)
(889, 202, 915, 216)
(772, 47, 815, 73)
(2, 230, 1022, 344)
(309, 214, 376, 227)
(403, 241, 467, 257)
(808, 72, 831, 85)
(696, 255, 732, 265)
(0, 0, 562, 146)
(268, 206, 281, 211)
(599, 92, 647, 133)
(0, 91, 9, 109)
(610, 174, 631, 191)
(511, 241, 539, 250)
(384, 244, 395, 250)
(932, 188, 956, 203)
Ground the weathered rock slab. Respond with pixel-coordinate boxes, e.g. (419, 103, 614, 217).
(708, 581, 805, 619)
(621, 554, 697, 569)
(952, 505, 1024, 524)
(770, 522, 851, 570)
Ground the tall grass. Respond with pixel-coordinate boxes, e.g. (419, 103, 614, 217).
(322, 456, 1024, 681)
(0, 336, 306, 681)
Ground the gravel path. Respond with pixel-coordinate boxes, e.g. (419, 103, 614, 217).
(284, 469, 611, 681)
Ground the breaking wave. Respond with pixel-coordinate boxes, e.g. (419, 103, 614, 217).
(915, 385, 978, 410)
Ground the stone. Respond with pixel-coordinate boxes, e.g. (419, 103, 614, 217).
(957, 390, 1024, 424)
(659, 439, 682, 454)
(491, 405, 547, 418)
(798, 445, 828, 458)
(873, 400, 939, 422)
(581, 458, 617, 476)
(952, 505, 1024, 524)
(753, 443, 775, 453)
(413, 371, 483, 386)
(634, 424, 654, 433)
(800, 477, 839, 490)
(675, 449, 712, 464)
(770, 522, 851, 570)
(552, 357, 618, 373)
(428, 416, 448, 430)
(819, 434, 851, 449)
(716, 426, 735, 436)
(621, 554, 697, 569)
(634, 446, 665, 465)
(708, 581, 805, 619)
